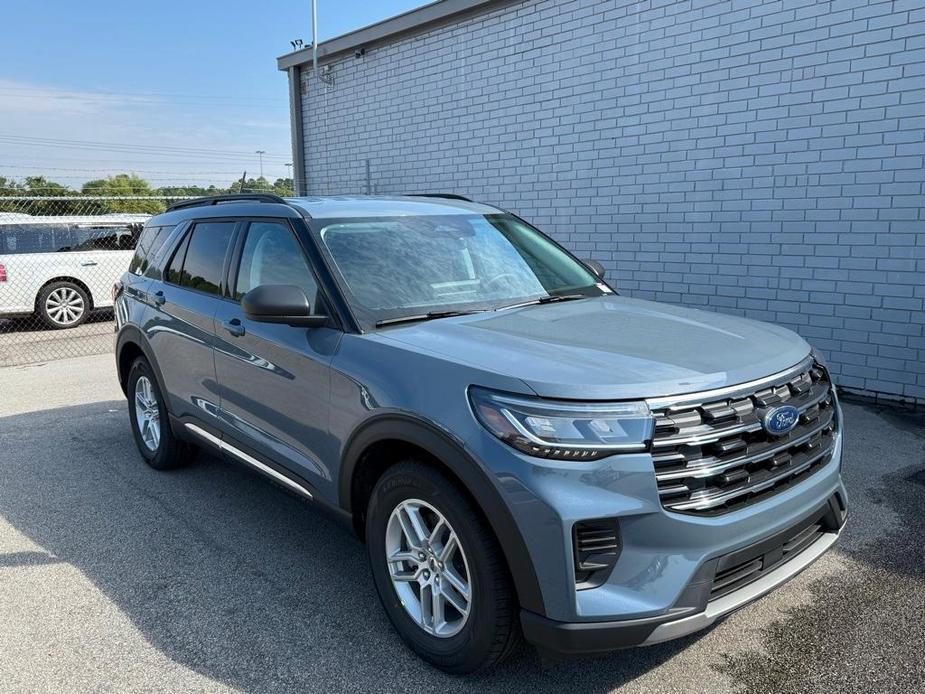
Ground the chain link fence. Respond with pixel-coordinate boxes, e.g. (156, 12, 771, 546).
(0, 196, 193, 367)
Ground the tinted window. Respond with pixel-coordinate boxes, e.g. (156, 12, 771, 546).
(64, 224, 140, 252)
(0, 224, 66, 254)
(129, 225, 171, 275)
(1, 222, 141, 255)
(235, 222, 321, 309)
(166, 221, 235, 295)
(164, 230, 191, 286)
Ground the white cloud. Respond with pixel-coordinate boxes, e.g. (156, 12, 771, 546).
(0, 79, 292, 187)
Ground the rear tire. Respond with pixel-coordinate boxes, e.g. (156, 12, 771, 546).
(37, 281, 90, 329)
(366, 461, 520, 674)
(127, 357, 193, 470)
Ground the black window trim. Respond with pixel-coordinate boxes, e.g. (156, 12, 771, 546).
(162, 218, 241, 302)
(144, 220, 189, 281)
(227, 216, 340, 329)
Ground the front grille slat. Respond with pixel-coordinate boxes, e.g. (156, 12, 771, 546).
(649, 359, 837, 516)
(667, 444, 834, 512)
(651, 380, 831, 449)
(654, 408, 836, 482)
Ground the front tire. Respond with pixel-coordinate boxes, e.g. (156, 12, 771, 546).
(366, 461, 520, 673)
(127, 357, 192, 470)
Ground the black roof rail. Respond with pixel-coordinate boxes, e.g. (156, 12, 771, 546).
(166, 193, 289, 212)
(410, 193, 472, 202)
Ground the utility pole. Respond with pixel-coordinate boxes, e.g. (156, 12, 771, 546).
(255, 150, 266, 179)
(285, 162, 293, 178)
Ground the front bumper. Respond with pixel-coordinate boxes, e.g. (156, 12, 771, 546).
(520, 492, 846, 654)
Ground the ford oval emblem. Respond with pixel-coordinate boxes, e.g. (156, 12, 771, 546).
(763, 404, 800, 436)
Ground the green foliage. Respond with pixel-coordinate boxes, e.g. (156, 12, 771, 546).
(0, 172, 297, 215)
(80, 174, 165, 214)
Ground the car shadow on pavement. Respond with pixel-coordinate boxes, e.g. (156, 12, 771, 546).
(0, 400, 702, 693)
(0, 310, 113, 334)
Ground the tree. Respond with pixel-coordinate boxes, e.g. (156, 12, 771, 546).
(0, 176, 77, 214)
(272, 178, 295, 196)
(23, 176, 72, 196)
(81, 174, 165, 213)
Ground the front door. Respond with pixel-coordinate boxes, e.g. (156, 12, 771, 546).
(212, 219, 342, 493)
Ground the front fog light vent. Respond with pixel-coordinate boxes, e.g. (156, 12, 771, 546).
(573, 518, 620, 590)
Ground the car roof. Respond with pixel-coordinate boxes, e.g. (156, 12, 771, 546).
(285, 195, 502, 219)
(0, 214, 150, 226)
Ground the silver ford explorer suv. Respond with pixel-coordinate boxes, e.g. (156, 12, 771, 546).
(114, 193, 847, 673)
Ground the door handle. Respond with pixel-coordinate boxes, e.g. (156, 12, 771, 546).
(222, 318, 245, 337)
(80, 261, 98, 267)
(152, 290, 166, 307)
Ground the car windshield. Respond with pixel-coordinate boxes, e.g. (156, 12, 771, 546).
(313, 213, 606, 327)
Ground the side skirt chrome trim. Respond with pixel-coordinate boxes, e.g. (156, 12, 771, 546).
(184, 422, 314, 500)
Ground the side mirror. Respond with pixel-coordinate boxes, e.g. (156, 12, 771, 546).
(583, 259, 606, 280)
(242, 284, 327, 327)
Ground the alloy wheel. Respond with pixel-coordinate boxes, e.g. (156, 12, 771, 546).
(44, 286, 85, 326)
(134, 376, 161, 451)
(385, 498, 473, 638)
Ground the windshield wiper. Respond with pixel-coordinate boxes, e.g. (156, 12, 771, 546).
(375, 309, 488, 328)
(497, 294, 589, 311)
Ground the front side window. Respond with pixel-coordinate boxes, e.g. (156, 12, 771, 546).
(234, 221, 322, 310)
(164, 221, 235, 295)
(314, 214, 602, 327)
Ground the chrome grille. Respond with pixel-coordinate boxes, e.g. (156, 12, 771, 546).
(649, 359, 837, 516)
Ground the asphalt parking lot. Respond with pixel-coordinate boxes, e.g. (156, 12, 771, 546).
(0, 315, 114, 367)
(0, 354, 922, 693)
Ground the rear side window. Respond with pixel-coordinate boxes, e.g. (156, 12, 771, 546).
(1, 222, 141, 255)
(0, 224, 66, 254)
(66, 224, 140, 253)
(164, 221, 236, 296)
(129, 225, 171, 275)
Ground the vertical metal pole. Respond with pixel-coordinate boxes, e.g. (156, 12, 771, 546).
(312, 0, 318, 76)
(288, 66, 307, 196)
(365, 159, 371, 195)
(255, 150, 266, 178)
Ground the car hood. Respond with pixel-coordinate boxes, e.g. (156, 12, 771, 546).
(377, 296, 811, 400)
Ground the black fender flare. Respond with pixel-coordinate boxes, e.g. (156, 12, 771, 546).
(339, 412, 546, 615)
(115, 325, 169, 400)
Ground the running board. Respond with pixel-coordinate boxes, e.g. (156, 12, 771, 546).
(184, 423, 314, 501)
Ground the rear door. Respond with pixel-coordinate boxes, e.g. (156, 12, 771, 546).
(212, 218, 342, 489)
(0, 223, 61, 315)
(67, 222, 141, 308)
(146, 219, 238, 422)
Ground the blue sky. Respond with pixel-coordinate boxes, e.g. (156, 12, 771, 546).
(0, 0, 430, 189)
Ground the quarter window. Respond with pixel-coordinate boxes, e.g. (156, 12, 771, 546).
(234, 221, 322, 310)
(129, 225, 170, 275)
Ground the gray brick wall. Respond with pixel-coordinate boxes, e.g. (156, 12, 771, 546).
(298, 0, 925, 404)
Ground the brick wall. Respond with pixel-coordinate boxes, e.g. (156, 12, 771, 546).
(298, 0, 925, 403)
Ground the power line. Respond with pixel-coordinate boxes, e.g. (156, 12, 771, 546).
(0, 154, 292, 168)
(0, 85, 283, 102)
(0, 134, 289, 160)
(0, 163, 262, 175)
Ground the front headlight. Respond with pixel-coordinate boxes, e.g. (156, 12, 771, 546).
(469, 387, 654, 460)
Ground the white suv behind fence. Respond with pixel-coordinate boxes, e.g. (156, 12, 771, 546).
(0, 214, 149, 329)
